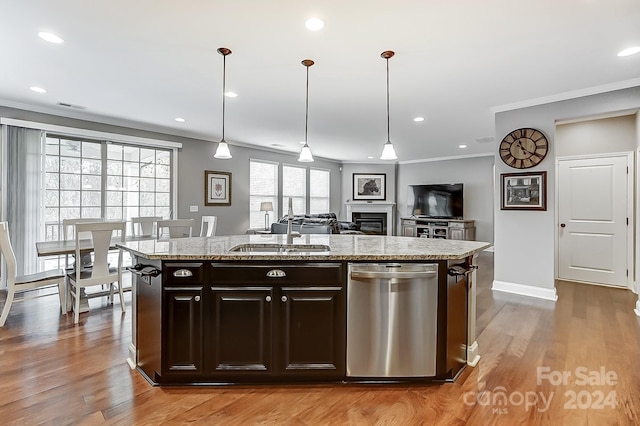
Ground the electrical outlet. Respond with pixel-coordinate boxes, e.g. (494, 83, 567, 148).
(190, 205, 198, 213)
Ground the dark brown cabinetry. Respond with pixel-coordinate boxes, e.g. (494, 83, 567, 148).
(161, 262, 204, 378)
(208, 263, 345, 382)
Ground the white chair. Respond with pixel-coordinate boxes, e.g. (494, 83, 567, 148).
(200, 216, 217, 237)
(67, 221, 126, 324)
(157, 219, 194, 239)
(0, 222, 66, 327)
(62, 218, 105, 271)
(131, 216, 162, 237)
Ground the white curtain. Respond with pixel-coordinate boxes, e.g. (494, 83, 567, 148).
(6, 125, 43, 275)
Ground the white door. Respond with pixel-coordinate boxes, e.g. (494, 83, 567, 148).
(558, 155, 630, 287)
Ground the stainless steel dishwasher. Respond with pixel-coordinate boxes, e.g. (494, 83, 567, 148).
(346, 263, 438, 378)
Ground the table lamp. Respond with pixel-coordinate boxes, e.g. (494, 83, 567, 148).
(260, 202, 273, 230)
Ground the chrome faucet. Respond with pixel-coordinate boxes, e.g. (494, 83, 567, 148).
(286, 197, 294, 244)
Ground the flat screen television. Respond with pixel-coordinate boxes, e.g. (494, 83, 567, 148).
(407, 183, 464, 219)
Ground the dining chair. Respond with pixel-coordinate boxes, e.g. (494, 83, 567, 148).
(67, 221, 126, 324)
(0, 222, 66, 327)
(200, 216, 217, 237)
(62, 218, 105, 271)
(157, 219, 194, 239)
(131, 216, 162, 237)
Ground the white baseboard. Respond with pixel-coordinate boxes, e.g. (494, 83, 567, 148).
(492, 280, 558, 301)
(635, 299, 640, 317)
(126, 343, 137, 369)
(467, 341, 480, 367)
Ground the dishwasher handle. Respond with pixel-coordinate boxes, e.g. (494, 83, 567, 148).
(350, 268, 436, 280)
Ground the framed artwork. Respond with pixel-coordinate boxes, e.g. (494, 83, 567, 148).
(501, 171, 546, 211)
(204, 170, 232, 206)
(353, 173, 386, 201)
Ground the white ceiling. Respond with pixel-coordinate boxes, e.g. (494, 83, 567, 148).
(1, 0, 639, 162)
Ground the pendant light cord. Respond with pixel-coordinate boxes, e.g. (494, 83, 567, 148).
(305, 64, 309, 145)
(221, 53, 227, 142)
(386, 56, 390, 143)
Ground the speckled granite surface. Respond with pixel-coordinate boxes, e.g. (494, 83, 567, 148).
(117, 234, 491, 261)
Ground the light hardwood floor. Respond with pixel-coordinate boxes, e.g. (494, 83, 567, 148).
(1, 252, 639, 425)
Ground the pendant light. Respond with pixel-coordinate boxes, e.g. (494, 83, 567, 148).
(214, 47, 232, 159)
(298, 59, 315, 162)
(379, 50, 398, 160)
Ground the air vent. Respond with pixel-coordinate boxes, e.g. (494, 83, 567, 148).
(475, 136, 494, 144)
(57, 102, 86, 110)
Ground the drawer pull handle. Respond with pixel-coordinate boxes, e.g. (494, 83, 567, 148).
(265, 296, 272, 302)
(173, 269, 193, 278)
(281, 295, 288, 302)
(194, 295, 201, 302)
(266, 269, 286, 278)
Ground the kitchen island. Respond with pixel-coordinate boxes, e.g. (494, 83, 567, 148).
(118, 234, 490, 385)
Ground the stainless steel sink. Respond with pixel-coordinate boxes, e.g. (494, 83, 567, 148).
(229, 243, 331, 253)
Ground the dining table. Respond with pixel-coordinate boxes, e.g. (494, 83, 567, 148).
(36, 235, 156, 313)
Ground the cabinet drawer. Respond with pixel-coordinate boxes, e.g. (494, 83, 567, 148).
(211, 263, 343, 285)
(448, 222, 465, 229)
(165, 262, 204, 285)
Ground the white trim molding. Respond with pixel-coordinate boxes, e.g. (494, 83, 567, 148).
(635, 299, 640, 317)
(492, 280, 558, 301)
(467, 341, 480, 367)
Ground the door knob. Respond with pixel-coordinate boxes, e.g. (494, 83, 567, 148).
(560, 223, 566, 228)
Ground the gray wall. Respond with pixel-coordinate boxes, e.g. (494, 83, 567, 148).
(340, 163, 397, 219)
(556, 114, 637, 157)
(178, 142, 342, 235)
(495, 86, 640, 292)
(397, 156, 495, 243)
(0, 106, 343, 235)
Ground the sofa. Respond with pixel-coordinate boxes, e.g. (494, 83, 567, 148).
(276, 213, 361, 234)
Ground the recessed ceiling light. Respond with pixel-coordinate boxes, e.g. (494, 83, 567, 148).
(367, 156, 374, 159)
(225, 91, 238, 98)
(618, 46, 640, 57)
(413, 116, 425, 122)
(458, 144, 468, 149)
(299, 140, 307, 145)
(305, 18, 324, 31)
(30, 86, 47, 93)
(271, 143, 287, 148)
(38, 32, 64, 44)
(175, 117, 185, 122)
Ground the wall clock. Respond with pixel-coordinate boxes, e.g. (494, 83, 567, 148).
(499, 128, 549, 169)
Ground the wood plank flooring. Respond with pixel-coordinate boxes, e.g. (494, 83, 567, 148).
(1, 251, 639, 425)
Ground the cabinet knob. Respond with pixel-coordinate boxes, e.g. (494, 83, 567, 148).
(560, 223, 566, 228)
(265, 295, 272, 302)
(194, 295, 201, 302)
(281, 295, 288, 302)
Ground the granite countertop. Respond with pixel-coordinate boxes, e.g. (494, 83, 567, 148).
(116, 234, 491, 261)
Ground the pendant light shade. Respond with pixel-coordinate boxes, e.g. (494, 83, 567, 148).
(379, 50, 398, 160)
(298, 59, 315, 163)
(214, 47, 233, 159)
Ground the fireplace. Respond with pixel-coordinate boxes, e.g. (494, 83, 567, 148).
(352, 213, 386, 235)
(345, 202, 395, 236)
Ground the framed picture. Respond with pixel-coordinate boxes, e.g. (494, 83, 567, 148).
(353, 173, 386, 201)
(501, 171, 546, 211)
(204, 170, 232, 206)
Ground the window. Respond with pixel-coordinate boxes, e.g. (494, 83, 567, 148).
(44, 136, 173, 241)
(309, 168, 330, 214)
(282, 164, 306, 216)
(249, 160, 278, 229)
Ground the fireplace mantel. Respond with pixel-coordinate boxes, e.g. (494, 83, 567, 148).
(345, 202, 395, 236)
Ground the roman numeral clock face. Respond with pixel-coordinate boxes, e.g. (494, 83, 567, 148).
(499, 128, 549, 169)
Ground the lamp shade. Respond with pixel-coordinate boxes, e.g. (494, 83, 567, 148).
(380, 141, 398, 160)
(298, 144, 314, 162)
(214, 141, 232, 159)
(260, 201, 274, 212)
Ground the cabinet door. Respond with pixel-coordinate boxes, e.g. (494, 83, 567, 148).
(449, 228, 464, 240)
(208, 286, 274, 376)
(162, 287, 203, 376)
(403, 224, 416, 237)
(278, 286, 345, 379)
